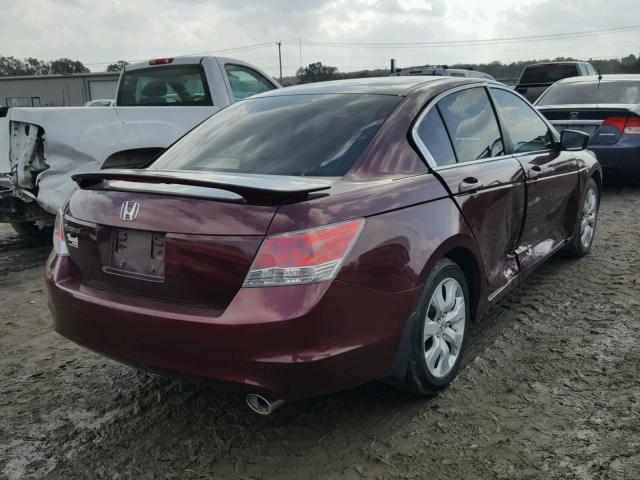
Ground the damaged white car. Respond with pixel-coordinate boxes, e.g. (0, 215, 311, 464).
(0, 56, 280, 236)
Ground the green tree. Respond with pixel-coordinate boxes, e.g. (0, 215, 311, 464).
(296, 62, 340, 83)
(106, 60, 128, 72)
(49, 58, 89, 74)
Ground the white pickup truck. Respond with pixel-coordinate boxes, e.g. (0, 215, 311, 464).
(0, 56, 280, 236)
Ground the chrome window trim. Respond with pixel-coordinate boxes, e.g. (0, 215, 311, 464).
(550, 119, 604, 126)
(412, 83, 565, 172)
(411, 83, 513, 171)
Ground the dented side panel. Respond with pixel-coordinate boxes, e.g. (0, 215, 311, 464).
(4, 106, 218, 214)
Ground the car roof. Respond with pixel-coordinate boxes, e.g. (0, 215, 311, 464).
(253, 76, 489, 97)
(554, 74, 640, 85)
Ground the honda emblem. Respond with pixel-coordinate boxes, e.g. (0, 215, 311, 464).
(120, 201, 140, 221)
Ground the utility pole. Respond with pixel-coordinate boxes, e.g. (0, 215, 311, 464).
(277, 41, 283, 84)
(299, 38, 302, 69)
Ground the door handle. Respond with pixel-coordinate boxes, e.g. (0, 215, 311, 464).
(527, 165, 543, 179)
(458, 177, 482, 193)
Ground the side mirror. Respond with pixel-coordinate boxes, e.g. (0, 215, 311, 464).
(560, 129, 589, 151)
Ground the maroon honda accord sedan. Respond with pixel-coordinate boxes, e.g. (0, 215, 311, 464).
(46, 77, 601, 412)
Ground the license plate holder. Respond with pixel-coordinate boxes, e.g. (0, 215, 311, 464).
(105, 228, 165, 282)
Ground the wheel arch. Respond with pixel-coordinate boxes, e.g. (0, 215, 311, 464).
(384, 235, 487, 385)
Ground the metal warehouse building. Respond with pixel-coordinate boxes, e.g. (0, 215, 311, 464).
(0, 72, 120, 107)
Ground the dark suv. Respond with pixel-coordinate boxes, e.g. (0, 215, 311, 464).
(515, 61, 597, 103)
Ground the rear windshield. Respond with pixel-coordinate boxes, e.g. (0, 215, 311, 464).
(117, 65, 212, 106)
(151, 93, 400, 177)
(520, 64, 580, 84)
(537, 81, 640, 105)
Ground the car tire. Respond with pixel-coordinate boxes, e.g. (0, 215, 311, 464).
(400, 258, 470, 397)
(565, 178, 599, 258)
(10, 221, 52, 240)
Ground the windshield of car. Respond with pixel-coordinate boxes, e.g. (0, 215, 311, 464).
(117, 65, 212, 106)
(150, 93, 400, 177)
(520, 64, 580, 84)
(537, 81, 640, 105)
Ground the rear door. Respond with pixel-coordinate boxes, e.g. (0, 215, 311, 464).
(490, 87, 580, 271)
(414, 85, 526, 297)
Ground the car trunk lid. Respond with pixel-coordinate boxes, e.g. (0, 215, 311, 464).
(63, 169, 332, 311)
(538, 104, 638, 145)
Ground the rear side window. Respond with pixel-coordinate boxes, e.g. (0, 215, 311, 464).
(118, 65, 212, 106)
(224, 65, 276, 101)
(416, 109, 457, 167)
(520, 64, 580, 84)
(151, 93, 400, 177)
(437, 88, 504, 163)
(491, 88, 553, 153)
(537, 81, 640, 105)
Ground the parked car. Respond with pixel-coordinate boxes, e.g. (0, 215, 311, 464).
(515, 61, 597, 103)
(535, 74, 640, 175)
(46, 76, 601, 414)
(392, 65, 495, 80)
(84, 99, 115, 107)
(0, 56, 280, 236)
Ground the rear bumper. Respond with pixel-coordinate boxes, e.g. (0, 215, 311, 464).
(589, 140, 640, 174)
(46, 253, 420, 400)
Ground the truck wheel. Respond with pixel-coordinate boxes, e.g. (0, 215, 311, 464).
(10, 221, 52, 240)
(400, 258, 470, 397)
(565, 178, 599, 258)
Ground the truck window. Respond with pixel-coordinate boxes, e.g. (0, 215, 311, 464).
(224, 65, 276, 101)
(117, 65, 213, 106)
(519, 64, 580, 85)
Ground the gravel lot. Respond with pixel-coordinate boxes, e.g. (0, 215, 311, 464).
(1, 180, 639, 480)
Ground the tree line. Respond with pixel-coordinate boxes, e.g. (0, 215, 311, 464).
(290, 53, 640, 85)
(0, 55, 128, 76)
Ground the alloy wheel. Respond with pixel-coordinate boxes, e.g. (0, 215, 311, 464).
(580, 187, 597, 249)
(423, 277, 466, 378)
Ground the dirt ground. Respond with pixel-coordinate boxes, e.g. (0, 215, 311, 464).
(1, 180, 639, 480)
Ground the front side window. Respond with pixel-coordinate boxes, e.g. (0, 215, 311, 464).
(151, 93, 400, 177)
(416, 109, 457, 167)
(224, 65, 276, 101)
(491, 88, 553, 153)
(118, 65, 212, 106)
(437, 88, 504, 163)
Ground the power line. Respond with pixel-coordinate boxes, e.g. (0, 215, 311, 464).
(83, 41, 277, 66)
(282, 24, 640, 49)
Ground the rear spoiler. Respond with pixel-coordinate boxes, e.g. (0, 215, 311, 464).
(515, 82, 552, 89)
(72, 169, 332, 203)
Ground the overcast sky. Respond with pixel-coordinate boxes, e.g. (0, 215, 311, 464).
(1, 0, 639, 76)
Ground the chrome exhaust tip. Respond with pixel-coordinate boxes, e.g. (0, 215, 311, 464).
(245, 393, 285, 415)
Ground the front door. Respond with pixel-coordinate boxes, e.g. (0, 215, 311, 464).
(414, 86, 526, 297)
(489, 87, 580, 271)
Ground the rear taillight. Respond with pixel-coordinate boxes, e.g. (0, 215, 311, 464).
(602, 116, 628, 133)
(624, 116, 640, 135)
(243, 219, 365, 287)
(602, 116, 640, 135)
(53, 209, 69, 256)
